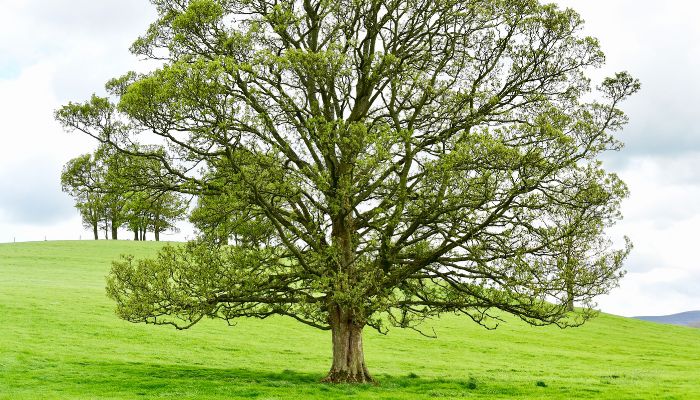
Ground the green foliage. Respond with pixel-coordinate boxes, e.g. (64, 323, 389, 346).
(59, 144, 188, 241)
(61, 153, 105, 238)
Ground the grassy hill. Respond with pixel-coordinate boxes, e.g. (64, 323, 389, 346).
(1, 241, 699, 399)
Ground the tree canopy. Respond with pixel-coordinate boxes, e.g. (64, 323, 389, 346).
(57, 0, 638, 383)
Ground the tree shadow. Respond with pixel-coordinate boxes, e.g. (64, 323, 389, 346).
(50, 360, 525, 398)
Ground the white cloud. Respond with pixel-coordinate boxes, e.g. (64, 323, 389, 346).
(600, 153, 700, 315)
(555, 0, 700, 157)
(0, 1, 158, 241)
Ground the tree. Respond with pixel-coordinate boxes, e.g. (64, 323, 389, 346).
(118, 150, 189, 241)
(61, 148, 130, 240)
(190, 169, 275, 246)
(125, 191, 187, 241)
(61, 154, 105, 240)
(547, 177, 633, 311)
(57, 0, 639, 383)
(125, 190, 152, 241)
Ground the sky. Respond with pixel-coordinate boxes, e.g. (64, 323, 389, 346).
(0, 0, 698, 317)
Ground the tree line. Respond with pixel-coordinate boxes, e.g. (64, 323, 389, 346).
(61, 145, 187, 241)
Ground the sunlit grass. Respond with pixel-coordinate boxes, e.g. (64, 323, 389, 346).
(1, 241, 698, 399)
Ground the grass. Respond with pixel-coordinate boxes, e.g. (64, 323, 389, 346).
(1, 240, 699, 399)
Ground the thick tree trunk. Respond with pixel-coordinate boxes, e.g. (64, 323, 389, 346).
(133, 230, 139, 241)
(93, 223, 99, 240)
(111, 223, 118, 240)
(323, 306, 373, 384)
(565, 262, 575, 312)
(154, 228, 160, 242)
(566, 282, 575, 312)
(324, 176, 372, 383)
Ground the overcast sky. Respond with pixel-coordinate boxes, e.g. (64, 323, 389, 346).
(1, 1, 698, 317)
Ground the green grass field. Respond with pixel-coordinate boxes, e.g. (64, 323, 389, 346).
(1, 241, 699, 399)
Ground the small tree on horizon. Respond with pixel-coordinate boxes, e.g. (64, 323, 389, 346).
(61, 147, 130, 240)
(57, 0, 639, 383)
(61, 154, 105, 240)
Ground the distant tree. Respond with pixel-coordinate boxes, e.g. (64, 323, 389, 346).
(549, 185, 632, 311)
(61, 148, 130, 240)
(148, 191, 188, 241)
(95, 146, 132, 240)
(61, 154, 105, 240)
(58, 0, 638, 383)
(124, 191, 152, 241)
(116, 147, 189, 241)
(125, 191, 187, 241)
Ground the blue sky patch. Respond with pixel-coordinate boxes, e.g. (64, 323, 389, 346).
(0, 61, 22, 80)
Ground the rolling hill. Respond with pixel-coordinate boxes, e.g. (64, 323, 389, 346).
(1, 241, 699, 399)
(634, 310, 700, 327)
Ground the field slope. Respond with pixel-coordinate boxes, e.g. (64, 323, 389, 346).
(1, 241, 699, 399)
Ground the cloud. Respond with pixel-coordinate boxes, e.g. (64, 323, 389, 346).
(555, 0, 700, 158)
(599, 268, 700, 316)
(0, 0, 156, 102)
(0, 158, 75, 225)
(595, 153, 700, 314)
(0, 1, 154, 237)
(0, 63, 92, 228)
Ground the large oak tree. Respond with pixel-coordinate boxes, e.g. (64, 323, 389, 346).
(57, 0, 638, 383)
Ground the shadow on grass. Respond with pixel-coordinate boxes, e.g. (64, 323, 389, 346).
(33, 360, 523, 398)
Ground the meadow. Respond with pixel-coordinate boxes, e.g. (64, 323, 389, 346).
(1, 241, 698, 399)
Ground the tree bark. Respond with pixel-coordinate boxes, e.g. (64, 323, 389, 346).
(111, 221, 118, 240)
(564, 256, 575, 312)
(134, 229, 139, 241)
(566, 282, 575, 312)
(93, 223, 99, 240)
(322, 305, 373, 384)
(154, 214, 160, 242)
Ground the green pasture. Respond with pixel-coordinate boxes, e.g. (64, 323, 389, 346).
(1, 241, 698, 399)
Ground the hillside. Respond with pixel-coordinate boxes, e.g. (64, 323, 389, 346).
(1, 241, 699, 399)
(634, 310, 700, 327)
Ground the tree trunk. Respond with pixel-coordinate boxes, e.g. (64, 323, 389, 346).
(93, 223, 99, 240)
(154, 214, 160, 242)
(134, 229, 139, 241)
(564, 258, 575, 312)
(111, 221, 118, 240)
(322, 305, 373, 384)
(566, 281, 575, 312)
